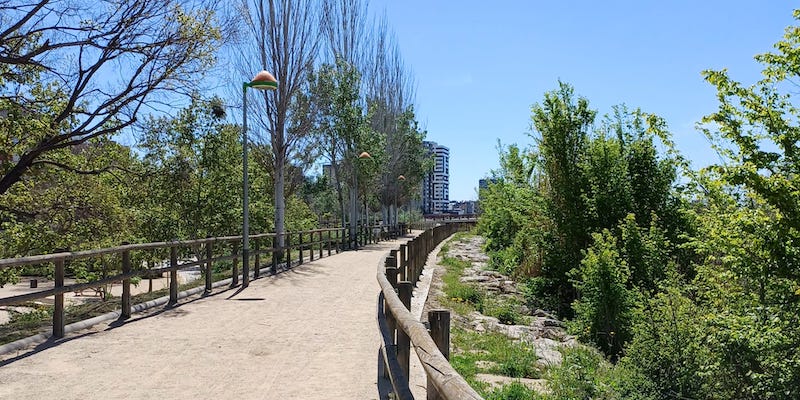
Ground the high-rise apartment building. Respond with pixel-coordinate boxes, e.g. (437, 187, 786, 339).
(422, 141, 449, 214)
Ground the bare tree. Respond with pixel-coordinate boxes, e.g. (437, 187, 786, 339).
(365, 16, 419, 225)
(0, 0, 224, 195)
(317, 0, 371, 232)
(237, 0, 320, 251)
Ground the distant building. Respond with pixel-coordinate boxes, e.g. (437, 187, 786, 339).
(422, 141, 449, 214)
(478, 178, 499, 190)
(448, 200, 478, 215)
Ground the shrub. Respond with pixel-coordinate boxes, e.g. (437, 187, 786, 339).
(485, 382, 538, 400)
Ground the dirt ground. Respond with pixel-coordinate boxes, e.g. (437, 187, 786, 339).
(0, 271, 197, 324)
(0, 237, 414, 400)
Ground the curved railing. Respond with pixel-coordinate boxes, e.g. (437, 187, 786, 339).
(377, 222, 482, 400)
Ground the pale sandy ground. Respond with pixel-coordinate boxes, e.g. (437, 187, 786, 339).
(0, 271, 196, 324)
(0, 237, 415, 400)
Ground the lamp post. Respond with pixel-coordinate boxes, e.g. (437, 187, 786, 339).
(241, 70, 277, 288)
(352, 151, 372, 249)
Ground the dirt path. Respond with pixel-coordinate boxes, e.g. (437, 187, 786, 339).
(0, 237, 414, 400)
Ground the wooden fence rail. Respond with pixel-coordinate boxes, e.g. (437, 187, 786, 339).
(0, 223, 406, 341)
(376, 222, 482, 400)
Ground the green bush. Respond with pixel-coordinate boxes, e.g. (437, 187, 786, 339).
(451, 329, 541, 381)
(569, 230, 636, 358)
(542, 346, 656, 400)
(483, 299, 524, 325)
(485, 382, 538, 400)
(448, 284, 484, 307)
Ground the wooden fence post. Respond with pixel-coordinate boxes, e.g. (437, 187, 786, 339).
(169, 245, 178, 306)
(385, 255, 398, 346)
(399, 244, 408, 282)
(271, 235, 278, 275)
(205, 237, 213, 293)
(397, 281, 413, 383)
(254, 239, 261, 279)
(309, 232, 315, 262)
(327, 230, 332, 257)
(53, 256, 65, 338)
(286, 232, 292, 268)
(299, 232, 304, 264)
(121, 243, 131, 320)
(427, 310, 451, 400)
(319, 230, 324, 259)
(231, 242, 240, 288)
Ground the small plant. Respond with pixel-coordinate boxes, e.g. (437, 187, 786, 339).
(9, 307, 51, 324)
(448, 284, 483, 306)
(483, 299, 524, 325)
(451, 328, 541, 380)
(485, 382, 538, 400)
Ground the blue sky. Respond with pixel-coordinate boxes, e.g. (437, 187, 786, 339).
(372, 1, 797, 201)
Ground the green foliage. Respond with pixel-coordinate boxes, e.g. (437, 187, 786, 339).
(570, 230, 637, 358)
(451, 328, 541, 381)
(477, 144, 547, 277)
(440, 254, 484, 313)
(485, 382, 538, 400)
(138, 97, 246, 240)
(541, 346, 656, 400)
(483, 299, 524, 326)
(529, 83, 595, 316)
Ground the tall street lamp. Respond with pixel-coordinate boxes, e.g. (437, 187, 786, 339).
(352, 151, 372, 249)
(242, 70, 277, 288)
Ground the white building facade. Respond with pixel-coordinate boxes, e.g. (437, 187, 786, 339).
(422, 141, 449, 214)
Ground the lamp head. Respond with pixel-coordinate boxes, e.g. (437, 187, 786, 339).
(249, 70, 278, 90)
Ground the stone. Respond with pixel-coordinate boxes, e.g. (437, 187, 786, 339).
(474, 374, 550, 394)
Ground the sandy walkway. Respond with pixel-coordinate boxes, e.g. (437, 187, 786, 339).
(0, 237, 413, 400)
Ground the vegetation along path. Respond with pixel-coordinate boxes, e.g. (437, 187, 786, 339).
(0, 236, 417, 400)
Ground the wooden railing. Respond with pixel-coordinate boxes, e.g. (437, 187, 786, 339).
(377, 222, 481, 400)
(0, 223, 407, 346)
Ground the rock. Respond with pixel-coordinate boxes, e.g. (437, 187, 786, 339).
(475, 360, 499, 370)
(516, 304, 531, 316)
(479, 270, 505, 279)
(532, 309, 555, 318)
(460, 275, 490, 283)
(533, 338, 563, 367)
(474, 374, 549, 394)
(542, 318, 566, 328)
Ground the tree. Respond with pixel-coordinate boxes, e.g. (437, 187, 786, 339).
(137, 97, 244, 241)
(529, 81, 595, 315)
(236, 0, 320, 253)
(309, 59, 379, 237)
(0, 0, 222, 195)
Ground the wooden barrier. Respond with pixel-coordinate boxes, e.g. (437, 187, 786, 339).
(376, 222, 480, 400)
(0, 226, 372, 340)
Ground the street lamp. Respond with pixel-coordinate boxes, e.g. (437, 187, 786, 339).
(352, 151, 372, 249)
(241, 70, 277, 288)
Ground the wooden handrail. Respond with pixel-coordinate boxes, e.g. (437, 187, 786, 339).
(376, 222, 481, 400)
(0, 224, 397, 341)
